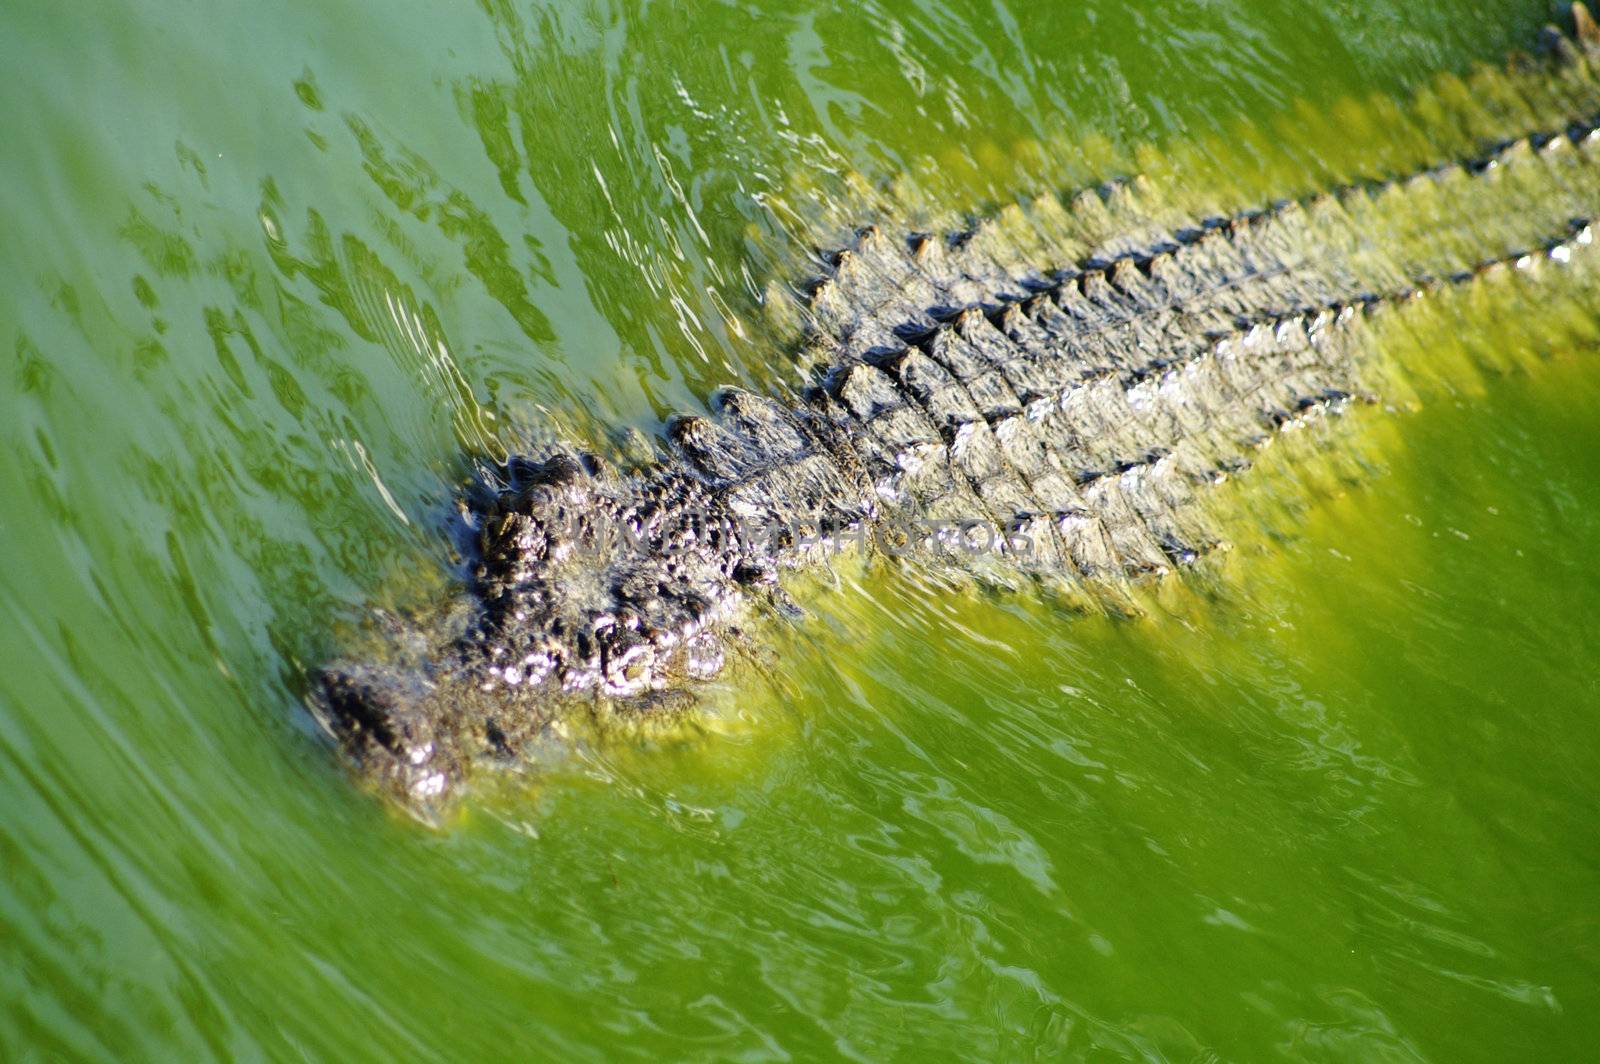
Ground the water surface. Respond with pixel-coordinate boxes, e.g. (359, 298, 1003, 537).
(2, 0, 1597, 1059)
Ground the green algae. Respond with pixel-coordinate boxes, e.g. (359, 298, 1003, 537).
(0, 0, 1597, 1059)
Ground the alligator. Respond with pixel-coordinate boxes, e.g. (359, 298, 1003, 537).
(316, 7, 1600, 814)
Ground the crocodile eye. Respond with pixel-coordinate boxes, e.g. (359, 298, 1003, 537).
(507, 452, 585, 492)
(602, 636, 655, 697)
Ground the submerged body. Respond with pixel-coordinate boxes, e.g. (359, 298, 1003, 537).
(318, 9, 1600, 812)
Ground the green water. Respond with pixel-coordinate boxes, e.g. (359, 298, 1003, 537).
(4, 0, 1599, 1058)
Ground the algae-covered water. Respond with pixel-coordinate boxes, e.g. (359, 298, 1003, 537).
(4, 0, 1599, 1059)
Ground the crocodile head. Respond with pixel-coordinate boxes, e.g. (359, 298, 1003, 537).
(469, 449, 749, 698)
(313, 446, 759, 813)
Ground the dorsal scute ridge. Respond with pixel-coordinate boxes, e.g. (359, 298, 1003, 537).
(791, 14, 1600, 360)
